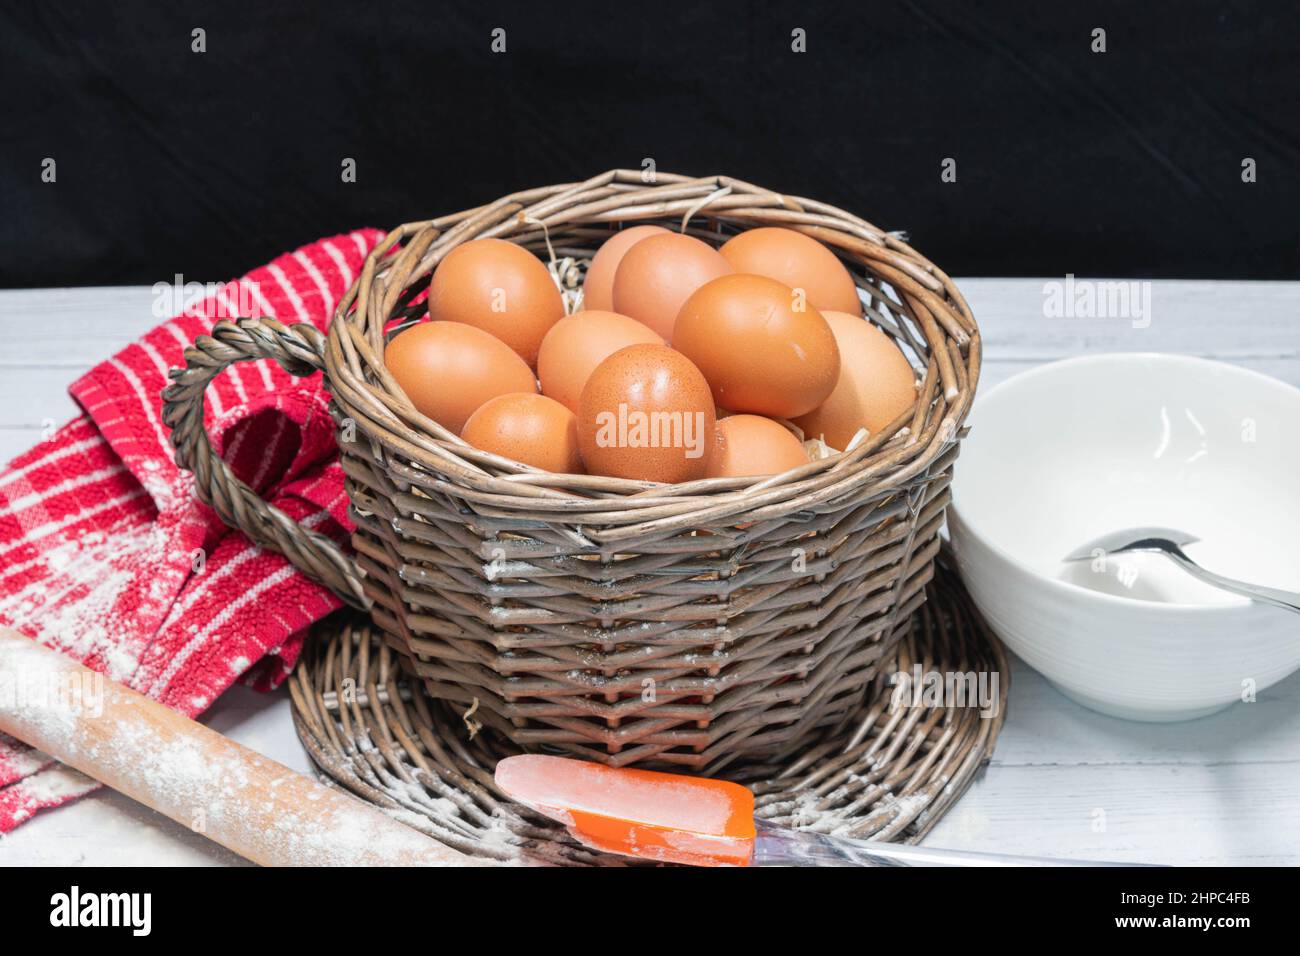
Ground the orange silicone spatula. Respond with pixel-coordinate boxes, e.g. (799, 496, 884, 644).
(496, 753, 757, 866)
(495, 754, 1150, 867)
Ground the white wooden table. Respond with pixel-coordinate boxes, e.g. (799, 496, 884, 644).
(1, 280, 1297, 866)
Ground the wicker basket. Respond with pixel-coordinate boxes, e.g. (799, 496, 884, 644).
(162, 170, 980, 773)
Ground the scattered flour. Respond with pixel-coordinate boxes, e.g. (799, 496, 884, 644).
(0, 516, 174, 686)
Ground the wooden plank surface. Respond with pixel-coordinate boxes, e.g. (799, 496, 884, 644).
(0, 280, 1297, 866)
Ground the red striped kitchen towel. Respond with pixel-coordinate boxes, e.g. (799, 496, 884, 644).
(0, 228, 385, 830)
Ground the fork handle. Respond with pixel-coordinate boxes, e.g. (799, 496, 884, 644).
(1167, 549, 1300, 614)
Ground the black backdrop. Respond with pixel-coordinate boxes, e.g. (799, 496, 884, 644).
(2, 0, 1297, 286)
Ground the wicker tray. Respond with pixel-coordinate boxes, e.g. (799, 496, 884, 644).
(288, 550, 1006, 865)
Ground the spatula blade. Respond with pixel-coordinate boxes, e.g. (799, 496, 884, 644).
(495, 754, 757, 866)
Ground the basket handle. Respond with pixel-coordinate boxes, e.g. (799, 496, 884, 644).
(161, 317, 369, 610)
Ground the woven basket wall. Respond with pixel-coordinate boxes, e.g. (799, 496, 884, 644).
(165, 170, 980, 774)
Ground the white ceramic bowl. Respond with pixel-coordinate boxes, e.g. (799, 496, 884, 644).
(949, 353, 1300, 721)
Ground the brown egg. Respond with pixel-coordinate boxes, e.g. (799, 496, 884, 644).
(461, 392, 584, 474)
(706, 415, 809, 478)
(581, 225, 670, 312)
(792, 311, 918, 450)
(537, 310, 664, 413)
(578, 344, 716, 483)
(719, 227, 862, 316)
(427, 238, 565, 367)
(611, 233, 733, 341)
(673, 274, 841, 419)
(384, 322, 537, 435)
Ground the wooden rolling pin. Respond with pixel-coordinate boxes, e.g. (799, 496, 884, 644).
(0, 627, 485, 866)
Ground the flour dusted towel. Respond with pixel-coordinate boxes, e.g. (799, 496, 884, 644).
(0, 228, 384, 829)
